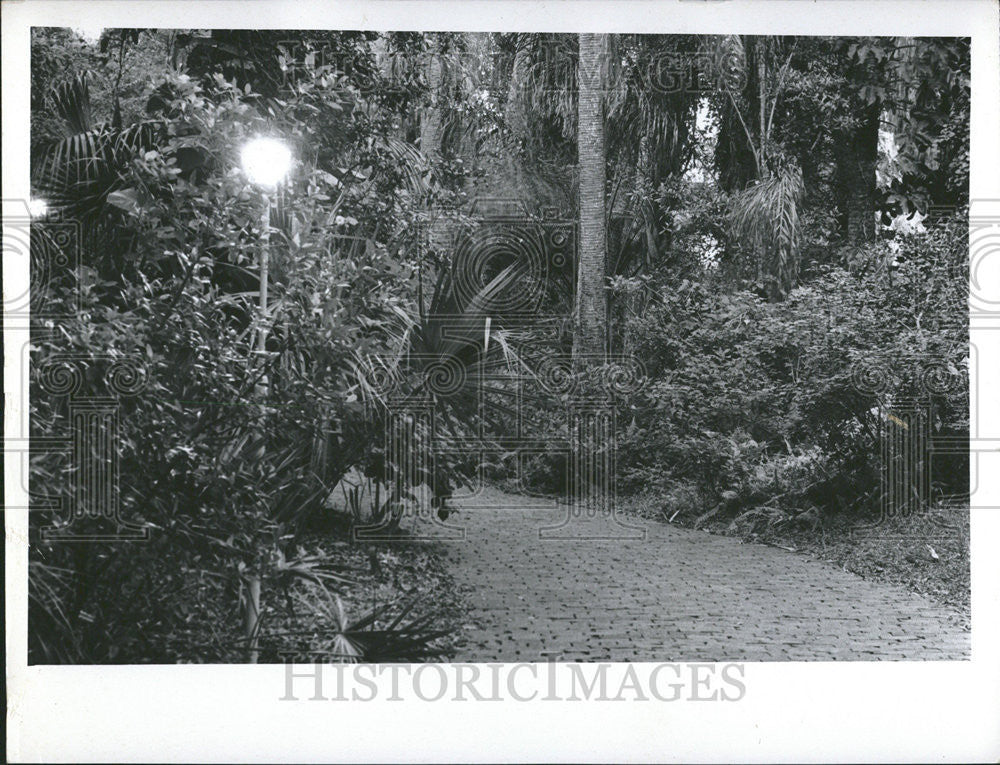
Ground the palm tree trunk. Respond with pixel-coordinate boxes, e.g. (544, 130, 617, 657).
(574, 33, 609, 362)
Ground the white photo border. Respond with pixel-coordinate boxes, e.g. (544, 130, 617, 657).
(4, 1, 1000, 762)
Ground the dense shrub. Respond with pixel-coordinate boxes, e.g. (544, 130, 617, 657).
(29, 62, 436, 662)
(615, 216, 967, 525)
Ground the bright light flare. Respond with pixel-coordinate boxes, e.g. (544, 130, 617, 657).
(28, 198, 49, 219)
(241, 137, 293, 188)
(74, 25, 105, 44)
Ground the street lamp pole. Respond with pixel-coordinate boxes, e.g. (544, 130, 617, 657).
(244, 193, 270, 665)
(240, 137, 291, 664)
(255, 192, 270, 398)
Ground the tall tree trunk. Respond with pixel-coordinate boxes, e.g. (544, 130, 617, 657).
(885, 37, 914, 136)
(574, 33, 609, 361)
(753, 37, 769, 286)
(838, 103, 879, 244)
(506, 35, 531, 142)
(420, 35, 444, 163)
(637, 132, 659, 270)
(757, 37, 768, 178)
(420, 34, 450, 258)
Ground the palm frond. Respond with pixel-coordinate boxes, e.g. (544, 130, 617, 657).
(376, 135, 431, 198)
(34, 71, 161, 219)
(728, 163, 805, 298)
(50, 73, 94, 136)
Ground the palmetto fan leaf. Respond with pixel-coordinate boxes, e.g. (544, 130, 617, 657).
(416, 261, 521, 363)
(605, 36, 700, 178)
(507, 33, 577, 143)
(28, 562, 83, 664)
(33, 73, 159, 218)
(710, 35, 748, 95)
(352, 242, 528, 491)
(269, 589, 451, 662)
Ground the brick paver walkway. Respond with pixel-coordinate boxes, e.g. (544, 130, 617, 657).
(427, 491, 970, 661)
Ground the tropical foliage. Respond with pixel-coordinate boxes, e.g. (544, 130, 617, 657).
(28, 29, 969, 662)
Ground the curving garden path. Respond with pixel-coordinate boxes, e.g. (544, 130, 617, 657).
(424, 489, 970, 662)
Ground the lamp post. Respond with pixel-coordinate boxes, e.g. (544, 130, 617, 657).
(239, 136, 292, 663)
(241, 137, 292, 383)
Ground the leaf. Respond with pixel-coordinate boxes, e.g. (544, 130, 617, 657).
(107, 188, 140, 214)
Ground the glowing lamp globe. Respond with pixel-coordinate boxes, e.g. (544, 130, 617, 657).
(28, 198, 49, 219)
(241, 137, 292, 188)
